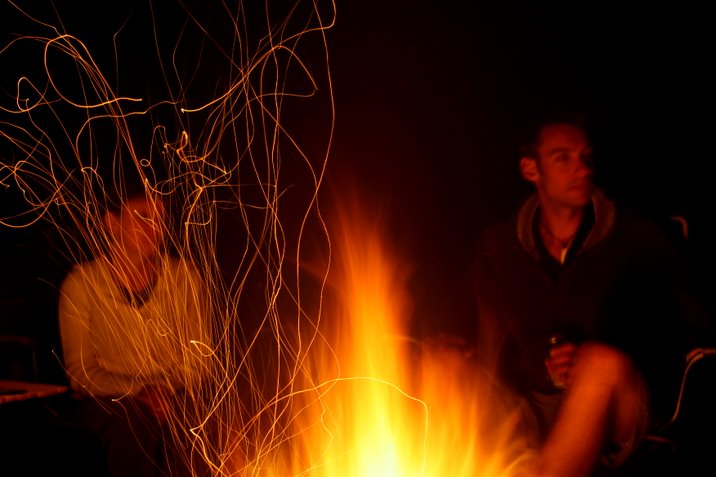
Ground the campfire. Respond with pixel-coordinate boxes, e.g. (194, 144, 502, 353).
(231, 202, 533, 476)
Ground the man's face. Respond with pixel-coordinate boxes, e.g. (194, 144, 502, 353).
(105, 195, 165, 260)
(523, 123, 594, 209)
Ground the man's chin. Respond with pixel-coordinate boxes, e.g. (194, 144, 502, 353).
(569, 187, 594, 205)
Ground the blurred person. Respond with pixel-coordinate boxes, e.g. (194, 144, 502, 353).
(472, 112, 710, 476)
(58, 182, 211, 476)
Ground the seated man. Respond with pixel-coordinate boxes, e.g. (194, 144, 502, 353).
(472, 112, 710, 476)
(59, 183, 211, 476)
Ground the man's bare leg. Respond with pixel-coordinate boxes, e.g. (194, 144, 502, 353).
(529, 343, 648, 477)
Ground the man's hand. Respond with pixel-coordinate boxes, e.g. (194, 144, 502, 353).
(422, 333, 475, 358)
(136, 385, 173, 422)
(545, 342, 578, 389)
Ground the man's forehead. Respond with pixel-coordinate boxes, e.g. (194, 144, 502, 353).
(120, 195, 163, 213)
(538, 124, 591, 151)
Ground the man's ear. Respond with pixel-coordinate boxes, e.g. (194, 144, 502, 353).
(103, 211, 119, 238)
(152, 197, 166, 223)
(519, 156, 539, 183)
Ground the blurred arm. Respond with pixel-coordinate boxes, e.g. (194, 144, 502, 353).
(58, 269, 141, 397)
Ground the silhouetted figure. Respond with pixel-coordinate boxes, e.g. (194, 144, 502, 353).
(59, 186, 211, 476)
(472, 112, 710, 476)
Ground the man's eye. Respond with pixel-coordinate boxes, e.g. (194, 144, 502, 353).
(132, 209, 152, 220)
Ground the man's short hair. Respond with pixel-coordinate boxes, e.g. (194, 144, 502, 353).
(517, 111, 592, 160)
(100, 165, 153, 216)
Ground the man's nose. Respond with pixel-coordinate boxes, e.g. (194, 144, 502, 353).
(575, 155, 593, 175)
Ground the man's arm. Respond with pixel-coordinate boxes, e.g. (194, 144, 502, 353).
(167, 260, 213, 391)
(58, 268, 141, 397)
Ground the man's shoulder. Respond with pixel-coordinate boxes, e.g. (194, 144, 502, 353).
(163, 254, 198, 272)
(479, 219, 515, 245)
(610, 202, 675, 242)
(592, 198, 687, 268)
(58, 259, 111, 306)
(61, 259, 105, 287)
(161, 255, 205, 284)
(475, 214, 520, 260)
(478, 196, 533, 251)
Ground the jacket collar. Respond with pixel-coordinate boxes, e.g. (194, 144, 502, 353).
(516, 189, 615, 260)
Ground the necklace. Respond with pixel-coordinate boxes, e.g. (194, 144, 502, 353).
(540, 222, 578, 264)
(108, 255, 161, 307)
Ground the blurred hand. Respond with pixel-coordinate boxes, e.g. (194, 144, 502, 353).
(136, 385, 172, 422)
(545, 342, 578, 389)
(423, 333, 475, 358)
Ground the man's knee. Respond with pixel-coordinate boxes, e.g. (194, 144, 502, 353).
(572, 342, 639, 388)
(573, 344, 650, 466)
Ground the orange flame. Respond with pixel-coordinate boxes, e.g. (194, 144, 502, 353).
(238, 198, 534, 476)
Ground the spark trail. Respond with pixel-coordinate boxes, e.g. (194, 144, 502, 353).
(1, 1, 336, 474)
(1, 2, 530, 475)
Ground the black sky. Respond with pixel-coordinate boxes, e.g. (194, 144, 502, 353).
(326, 1, 715, 334)
(1, 1, 714, 341)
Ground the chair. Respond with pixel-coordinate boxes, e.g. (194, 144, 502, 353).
(658, 348, 716, 431)
(661, 348, 716, 470)
(0, 335, 40, 382)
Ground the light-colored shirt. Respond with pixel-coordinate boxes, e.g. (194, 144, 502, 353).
(58, 255, 211, 397)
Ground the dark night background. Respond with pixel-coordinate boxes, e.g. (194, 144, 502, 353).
(1, 0, 714, 371)
(1, 0, 715, 473)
